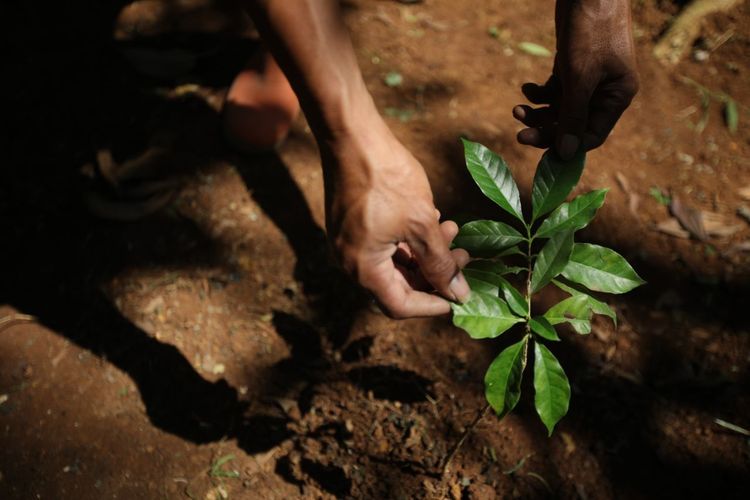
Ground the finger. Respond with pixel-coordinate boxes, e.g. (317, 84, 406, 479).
(364, 259, 451, 318)
(394, 260, 431, 291)
(555, 81, 595, 160)
(406, 218, 470, 303)
(396, 289, 452, 317)
(512, 105, 555, 129)
(452, 248, 470, 268)
(393, 243, 414, 267)
(521, 82, 554, 105)
(582, 80, 638, 151)
(517, 127, 554, 149)
(439, 220, 459, 242)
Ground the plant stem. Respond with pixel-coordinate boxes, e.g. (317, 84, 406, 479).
(441, 403, 491, 476)
(525, 226, 533, 332)
(679, 75, 749, 111)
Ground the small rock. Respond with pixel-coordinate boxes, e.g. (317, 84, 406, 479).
(143, 296, 165, 315)
(344, 419, 354, 433)
(690, 327, 712, 340)
(449, 479, 462, 500)
(405, 425, 421, 449)
(0, 395, 8, 406)
(692, 49, 710, 62)
(593, 328, 611, 342)
(737, 206, 750, 225)
(677, 152, 694, 165)
(560, 431, 577, 455)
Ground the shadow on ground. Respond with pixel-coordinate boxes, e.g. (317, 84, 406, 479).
(1, 1, 749, 498)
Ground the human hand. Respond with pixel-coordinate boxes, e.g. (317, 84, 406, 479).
(514, 0, 639, 159)
(323, 119, 470, 318)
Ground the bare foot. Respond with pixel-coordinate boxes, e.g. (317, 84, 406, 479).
(223, 51, 300, 151)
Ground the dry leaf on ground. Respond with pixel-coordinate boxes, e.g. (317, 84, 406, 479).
(667, 197, 742, 239)
(702, 212, 743, 237)
(724, 241, 750, 255)
(670, 196, 708, 240)
(738, 206, 750, 225)
(614, 172, 640, 216)
(655, 218, 691, 239)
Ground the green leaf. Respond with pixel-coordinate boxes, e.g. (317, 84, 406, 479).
(485, 336, 529, 417)
(543, 294, 592, 334)
(384, 71, 403, 87)
(649, 186, 671, 206)
(464, 269, 503, 295)
(498, 246, 525, 258)
(452, 291, 524, 339)
(384, 107, 414, 122)
(552, 279, 617, 327)
(561, 243, 645, 294)
(462, 139, 524, 222)
(466, 259, 525, 276)
(454, 220, 526, 257)
(518, 42, 552, 57)
(696, 90, 710, 134)
(463, 267, 511, 295)
(535, 190, 607, 239)
(210, 454, 240, 478)
(530, 316, 560, 341)
(724, 98, 738, 134)
(530, 231, 574, 293)
(531, 149, 585, 221)
(462, 268, 527, 317)
(533, 342, 570, 436)
(499, 280, 528, 317)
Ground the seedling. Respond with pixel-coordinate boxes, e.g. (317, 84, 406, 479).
(209, 454, 240, 479)
(451, 140, 645, 435)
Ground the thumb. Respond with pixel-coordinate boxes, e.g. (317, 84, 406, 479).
(406, 218, 470, 303)
(556, 81, 594, 160)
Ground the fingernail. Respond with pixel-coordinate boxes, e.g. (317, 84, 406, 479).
(449, 273, 471, 304)
(559, 134, 580, 160)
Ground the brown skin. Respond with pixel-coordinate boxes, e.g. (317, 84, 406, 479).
(242, 0, 471, 318)
(223, 51, 300, 151)
(241, 0, 638, 318)
(514, 0, 639, 159)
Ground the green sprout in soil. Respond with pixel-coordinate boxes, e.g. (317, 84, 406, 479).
(451, 139, 645, 436)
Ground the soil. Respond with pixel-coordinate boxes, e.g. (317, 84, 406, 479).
(2, 0, 750, 499)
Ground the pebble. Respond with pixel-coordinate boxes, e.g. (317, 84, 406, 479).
(692, 49, 710, 62)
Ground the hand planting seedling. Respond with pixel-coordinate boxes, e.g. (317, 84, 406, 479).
(451, 139, 645, 435)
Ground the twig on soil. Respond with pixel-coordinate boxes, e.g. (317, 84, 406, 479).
(678, 76, 749, 112)
(0, 313, 36, 332)
(440, 403, 491, 476)
(502, 453, 533, 475)
(714, 418, 750, 437)
(653, 0, 744, 65)
(525, 471, 552, 494)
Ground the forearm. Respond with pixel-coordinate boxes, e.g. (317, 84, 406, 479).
(555, 0, 633, 51)
(242, 1, 470, 317)
(243, 0, 378, 147)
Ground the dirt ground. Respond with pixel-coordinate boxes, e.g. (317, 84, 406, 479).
(2, 0, 750, 498)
